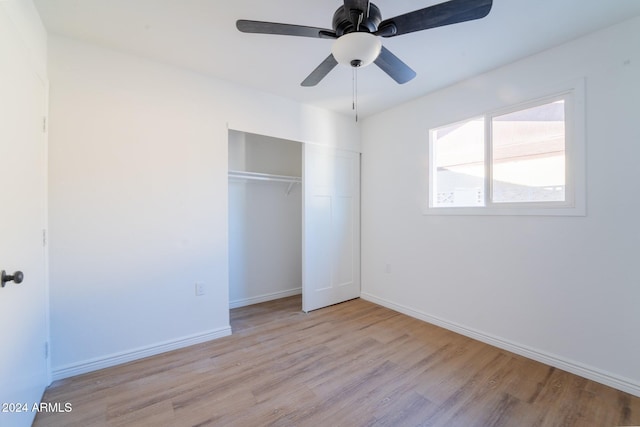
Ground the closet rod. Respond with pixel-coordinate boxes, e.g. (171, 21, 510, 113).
(228, 170, 301, 183)
(228, 170, 302, 195)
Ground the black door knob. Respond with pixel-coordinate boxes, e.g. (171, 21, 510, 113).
(1, 270, 24, 288)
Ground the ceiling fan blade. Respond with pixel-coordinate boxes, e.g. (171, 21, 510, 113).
(377, 0, 492, 37)
(237, 20, 337, 39)
(301, 55, 339, 87)
(374, 46, 416, 84)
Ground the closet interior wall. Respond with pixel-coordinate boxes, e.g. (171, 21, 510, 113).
(228, 130, 302, 308)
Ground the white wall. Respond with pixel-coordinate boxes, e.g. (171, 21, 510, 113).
(47, 34, 358, 378)
(361, 16, 640, 396)
(0, 2, 49, 426)
(229, 132, 303, 308)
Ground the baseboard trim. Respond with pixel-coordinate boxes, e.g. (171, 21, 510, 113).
(51, 326, 232, 382)
(230, 288, 302, 309)
(360, 292, 640, 398)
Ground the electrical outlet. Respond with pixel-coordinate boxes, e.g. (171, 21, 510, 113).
(195, 282, 205, 296)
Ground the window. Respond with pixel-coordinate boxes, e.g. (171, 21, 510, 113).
(428, 88, 585, 216)
(431, 117, 485, 207)
(491, 100, 565, 204)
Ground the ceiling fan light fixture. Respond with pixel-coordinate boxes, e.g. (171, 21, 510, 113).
(331, 32, 382, 68)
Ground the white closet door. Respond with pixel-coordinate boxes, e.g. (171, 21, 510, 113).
(303, 144, 360, 312)
(0, 8, 49, 426)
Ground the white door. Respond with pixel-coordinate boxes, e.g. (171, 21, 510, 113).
(0, 8, 49, 427)
(303, 144, 360, 312)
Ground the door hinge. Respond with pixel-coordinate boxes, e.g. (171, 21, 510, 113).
(42, 116, 47, 133)
(44, 342, 49, 359)
(42, 229, 47, 247)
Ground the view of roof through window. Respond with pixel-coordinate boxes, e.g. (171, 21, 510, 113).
(432, 99, 565, 207)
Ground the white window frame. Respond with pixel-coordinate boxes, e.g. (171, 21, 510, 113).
(426, 80, 585, 216)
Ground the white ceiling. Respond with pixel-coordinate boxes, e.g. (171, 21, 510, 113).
(34, 0, 640, 118)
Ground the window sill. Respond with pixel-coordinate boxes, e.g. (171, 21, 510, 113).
(421, 203, 586, 217)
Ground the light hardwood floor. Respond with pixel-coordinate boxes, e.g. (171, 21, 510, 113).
(35, 296, 640, 426)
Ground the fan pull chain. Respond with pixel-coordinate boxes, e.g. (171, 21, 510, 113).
(352, 67, 355, 111)
(352, 66, 359, 122)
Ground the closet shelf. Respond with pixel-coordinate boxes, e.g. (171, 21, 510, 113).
(228, 170, 302, 195)
(228, 170, 301, 183)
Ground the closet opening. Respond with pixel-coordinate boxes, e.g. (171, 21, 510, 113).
(228, 130, 303, 312)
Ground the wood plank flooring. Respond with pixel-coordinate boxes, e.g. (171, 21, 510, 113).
(34, 296, 640, 426)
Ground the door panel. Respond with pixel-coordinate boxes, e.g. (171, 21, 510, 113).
(332, 196, 354, 286)
(0, 8, 49, 427)
(303, 144, 360, 312)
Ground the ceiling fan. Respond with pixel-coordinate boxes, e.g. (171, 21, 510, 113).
(237, 0, 493, 87)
